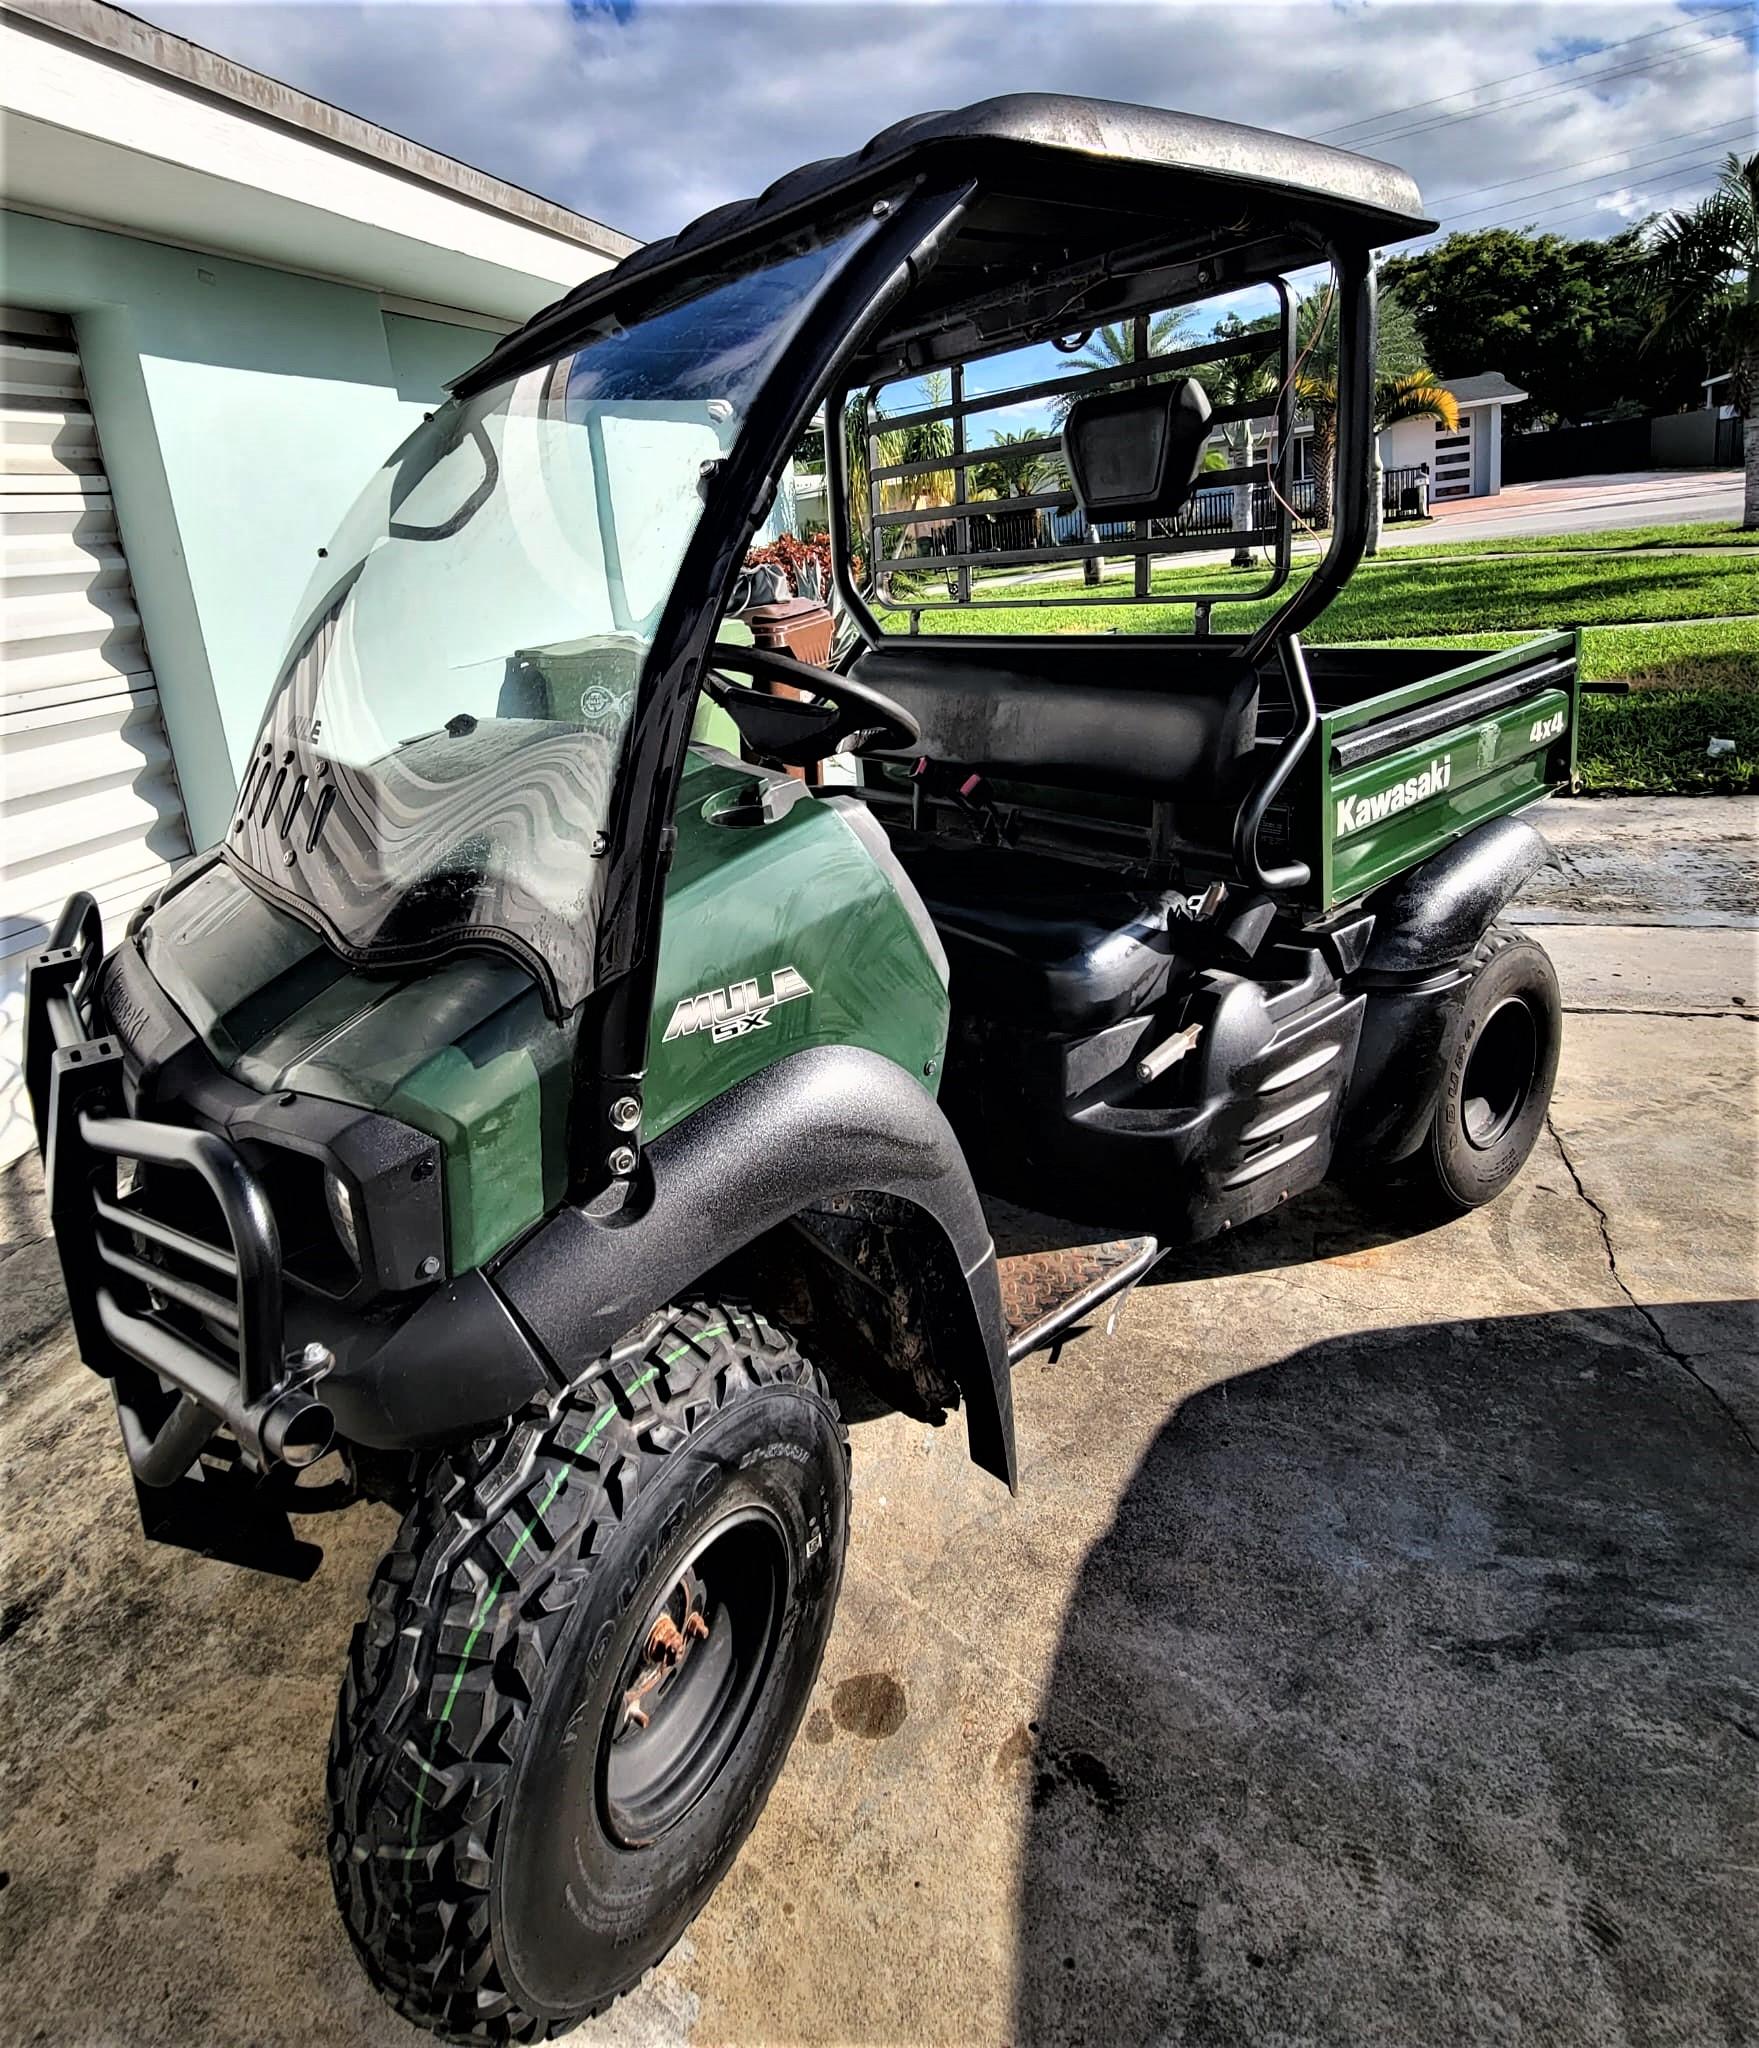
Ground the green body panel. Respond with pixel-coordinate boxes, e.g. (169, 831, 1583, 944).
(138, 744, 946, 1275)
(643, 749, 949, 1139)
(1310, 630, 1580, 909)
(142, 862, 574, 1274)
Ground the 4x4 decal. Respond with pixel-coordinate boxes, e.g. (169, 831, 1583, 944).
(662, 966, 814, 1044)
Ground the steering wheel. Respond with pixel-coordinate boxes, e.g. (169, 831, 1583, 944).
(705, 641, 920, 765)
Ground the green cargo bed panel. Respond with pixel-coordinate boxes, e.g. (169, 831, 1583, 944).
(1287, 631, 1580, 911)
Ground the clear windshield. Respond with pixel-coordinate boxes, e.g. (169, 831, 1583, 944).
(229, 213, 879, 1009)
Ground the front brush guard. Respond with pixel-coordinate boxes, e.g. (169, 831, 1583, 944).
(26, 895, 334, 1505)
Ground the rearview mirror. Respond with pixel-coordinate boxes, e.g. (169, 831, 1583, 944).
(1062, 376, 1213, 521)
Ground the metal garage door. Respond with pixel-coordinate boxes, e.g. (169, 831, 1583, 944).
(1, 308, 192, 1167)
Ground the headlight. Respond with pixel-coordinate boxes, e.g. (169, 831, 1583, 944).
(324, 1169, 360, 1268)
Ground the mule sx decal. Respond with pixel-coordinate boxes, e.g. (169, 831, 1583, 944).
(663, 965, 814, 1044)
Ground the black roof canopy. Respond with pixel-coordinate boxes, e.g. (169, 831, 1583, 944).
(455, 94, 1434, 398)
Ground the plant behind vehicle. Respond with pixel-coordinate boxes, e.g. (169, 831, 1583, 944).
(1643, 151, 1759, 531)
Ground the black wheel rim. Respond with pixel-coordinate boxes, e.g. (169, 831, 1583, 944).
(599, 1507, 788, 1848)
(1461, 996, 1539, 1150)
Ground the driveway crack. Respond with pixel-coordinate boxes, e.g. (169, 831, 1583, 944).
(1545, 1115, 1756, 1456)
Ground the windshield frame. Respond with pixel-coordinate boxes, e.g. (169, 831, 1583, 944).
(225, 196, 943, 1017)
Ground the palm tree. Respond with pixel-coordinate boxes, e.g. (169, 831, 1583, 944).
(1200, 313, 1279, 567)
(1644, 152, 1758, 530)
(842, 370, 955, 579)
(970, 428, 1056, 499)
(1294, 285, 1458, 550)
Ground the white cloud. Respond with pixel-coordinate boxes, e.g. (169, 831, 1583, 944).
(126, 0, 1757, 248)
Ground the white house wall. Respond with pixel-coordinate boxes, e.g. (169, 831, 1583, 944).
(1377, 416, 1435, 474)
(1, 208, 519, 845)
(1, 309, 193, 1167)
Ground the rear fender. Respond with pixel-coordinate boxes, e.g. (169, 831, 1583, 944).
(494, 1046, 1017, 1490)
(1359, 815, 1553, 979)
(1344, 816, 1555, 1164)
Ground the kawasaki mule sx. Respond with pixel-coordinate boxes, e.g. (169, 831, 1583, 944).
(26, 94, 1575, 2039)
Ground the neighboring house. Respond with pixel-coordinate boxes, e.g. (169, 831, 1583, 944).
(1286, 370, 1530, 502)
(1703, 371, 1737, 418)
(0, 0, 638, 1166)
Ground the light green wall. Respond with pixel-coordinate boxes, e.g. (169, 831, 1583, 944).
(1, 210, 497, 844)
(383, 311, 494, 402)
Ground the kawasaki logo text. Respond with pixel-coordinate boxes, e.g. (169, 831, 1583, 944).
(663, 965, 813, 1044)
(1336, 756, 1452, 838)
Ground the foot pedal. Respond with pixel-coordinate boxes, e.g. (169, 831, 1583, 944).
(996, 1233, 1159, 1362)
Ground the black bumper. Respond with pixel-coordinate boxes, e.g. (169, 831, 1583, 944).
(24, 893, 553, 1544)
(25, 893, 336, 1492)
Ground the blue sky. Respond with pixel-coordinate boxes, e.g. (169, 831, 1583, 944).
(127, 0, 1755, 243)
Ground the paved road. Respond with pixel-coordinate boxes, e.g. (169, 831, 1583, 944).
(1, 799, 1754, 2048)
(1379, 469, 1747, 548)
(978, 469, 1747, 591)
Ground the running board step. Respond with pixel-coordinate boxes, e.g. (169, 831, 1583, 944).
(997, 1234, 1159, 1363)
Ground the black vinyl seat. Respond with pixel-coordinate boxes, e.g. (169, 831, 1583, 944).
(893, 838, 1186, 1037)
(850, 640, 1261, 801)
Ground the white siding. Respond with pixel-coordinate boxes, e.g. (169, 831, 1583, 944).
(1, 308, 191, 1166)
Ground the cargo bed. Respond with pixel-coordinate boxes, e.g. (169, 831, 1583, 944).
(856, 629, 1579, 908)
(1270, 630, 1580, 909)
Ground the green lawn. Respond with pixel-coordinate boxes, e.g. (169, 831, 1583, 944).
(876, 527, 1759, 794)
(1578, 688, 1759, 795)
(889, 548, 1757, 638)
(1367, 519, 1756, 558)
(1349, 619, 1759, 692)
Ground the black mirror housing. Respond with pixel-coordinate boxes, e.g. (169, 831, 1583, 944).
(1062, 376, 1214, 521)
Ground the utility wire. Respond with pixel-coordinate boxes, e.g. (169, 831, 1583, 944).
(1447, 163, 1727, 240)
(1428, 117, 1755, 206)
(1315, 2, 1749, 140)
(1435, 134, 1754, 224)
(1354, 29, 1749, 151)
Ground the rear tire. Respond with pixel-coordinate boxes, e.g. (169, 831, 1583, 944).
(1408, 924, 1561, 1215)
(327, 1300, 847, 2043)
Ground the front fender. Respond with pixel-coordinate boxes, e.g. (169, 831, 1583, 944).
(494, 1046, 1017, 1489)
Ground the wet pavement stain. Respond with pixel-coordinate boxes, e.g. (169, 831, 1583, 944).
(831, 1673, 907, 1738)
(803, 1708, 834, 1745)
(1030, 1747, 1123, 1817)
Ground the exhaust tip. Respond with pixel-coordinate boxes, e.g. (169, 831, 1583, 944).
(263, 1392, 334, 1469)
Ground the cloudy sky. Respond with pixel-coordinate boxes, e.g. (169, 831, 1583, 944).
(129, 0, 1755, 247)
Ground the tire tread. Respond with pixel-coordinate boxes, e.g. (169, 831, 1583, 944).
(327, 1299, 840, 2044)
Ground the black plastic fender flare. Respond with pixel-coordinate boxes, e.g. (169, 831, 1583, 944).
(1343, 815, 1556, 1164)
(495, 1046, 1017, 1490)
(1359, 814, 1554, 980)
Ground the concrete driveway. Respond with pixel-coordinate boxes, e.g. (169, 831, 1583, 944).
(1, 800, 1754, 2048)
(1380, 468, 1747, 548)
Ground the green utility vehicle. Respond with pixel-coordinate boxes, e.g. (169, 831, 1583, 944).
(27, 97, 1576, 2040)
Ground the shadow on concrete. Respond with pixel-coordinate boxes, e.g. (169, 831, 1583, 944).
(1013, 1301, 1759, 2047)
(988, 1177, 1434, 1295)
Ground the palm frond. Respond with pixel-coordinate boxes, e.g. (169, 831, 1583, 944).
(1643, 154, 1758, 357)
(1376, 372, 1458, 432)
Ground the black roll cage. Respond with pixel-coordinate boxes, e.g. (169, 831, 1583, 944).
(532, 179, 1381, 1205)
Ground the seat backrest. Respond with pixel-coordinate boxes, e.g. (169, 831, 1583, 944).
(848, 638, 1260, 800)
